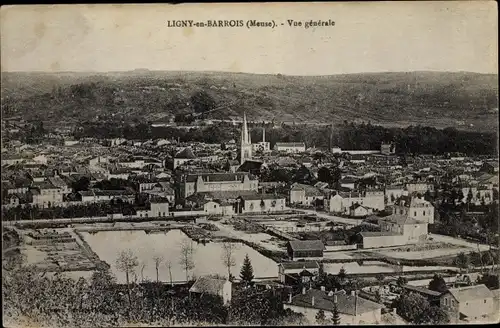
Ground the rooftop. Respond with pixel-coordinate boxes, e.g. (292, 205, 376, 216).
(189, 276, 229, 296)
(289, 288, 384, 316)
(288, 240, 325, 251)
(447, 284, 494, 303)
(279, 261, 320, 270)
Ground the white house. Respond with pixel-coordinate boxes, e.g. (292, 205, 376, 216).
(289, 183, 325, 206)
(278, 261, 320, 284)
(392, 196, 435, 224)
(274, 142, 306, 153)
(203, 200, 235, 216)
(31, 180, 63, 208)
(237, 194, 287, 214)
(440, 284, 495, 323)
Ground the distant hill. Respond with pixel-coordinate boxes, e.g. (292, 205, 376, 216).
(1, 70, 498, 131)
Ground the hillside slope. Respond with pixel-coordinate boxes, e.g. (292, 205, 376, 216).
(1, 71, 498, 131)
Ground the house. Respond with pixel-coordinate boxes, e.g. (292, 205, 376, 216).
(349, 203, 373, 217)
(274, 142, 306, 153)
(381, 142, 396, 156)
(440, 284, 495, 323)
(31, 180, 64, 208)
(189, 276, 232, 305)
(202, 200, 235, 216)
(339, 177, 358, 190)
(283, 288, 384, 325)
(286, 240, 325, 261)
(237, 193, 287, 214)
(406, 182, 433, 195)
(278, 261, 320, 284)
(359, 214, 428, 249)
(136, 196, 170, 218)
(79, 189, 135, 204)
(47, 176, 72, 195)
(392, 196, 435, 224)
(326, 190, 385, 214)
(173, 147, 196, 169)
(289, 183, 325, 206)
(401, 285, 442, 306)
(178, 172, 259, 199)
(461, 186, 494, 205)
(385, 185, 408, 206)
(2, 179, 31, 195)
(2, 193, 33, 209)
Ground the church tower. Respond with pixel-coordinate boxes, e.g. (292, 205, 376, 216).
(240, 112, 253, 164)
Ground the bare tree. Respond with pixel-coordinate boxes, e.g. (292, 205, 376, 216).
(139, 261, 147, 282)
(115, 249, 139, 305)
(166, 261, 174, 286)
(221, 242, 238, 279)
(153, 255, 164, 283)
(179, 240, 195, 282)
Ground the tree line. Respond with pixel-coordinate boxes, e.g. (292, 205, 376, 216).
(72, 120, 497, 156)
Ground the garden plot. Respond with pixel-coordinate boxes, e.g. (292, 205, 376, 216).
(375, 242, 471, 260)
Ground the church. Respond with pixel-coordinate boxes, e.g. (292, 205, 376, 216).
(239, 112, 270, 165)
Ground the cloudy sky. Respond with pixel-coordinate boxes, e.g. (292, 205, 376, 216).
(1, 2, 497, 75)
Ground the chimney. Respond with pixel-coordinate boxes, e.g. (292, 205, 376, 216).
(334, 294, 338, 304)
(392, 308, 397, 315)
(288, 293, 292, 304)
(311, 296, 315, 306)
(302, 287, 306, 295)
(334, 288, 337, 293)
(351, 291, 355, 296)
(320, 286, 325, 292)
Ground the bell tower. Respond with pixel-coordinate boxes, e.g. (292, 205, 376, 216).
(240, 112, 253, 164)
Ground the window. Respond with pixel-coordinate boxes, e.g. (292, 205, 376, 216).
(445, 298, 448, 305)
(414, 211, 417, 216)
(214, 205, 217, 209)
(423, 211, 425, 216)
(484, 300, 487, 304)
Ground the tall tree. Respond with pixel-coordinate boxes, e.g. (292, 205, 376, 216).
(153, 255, 164, 283)
(428, 274, 448, 293)
(179, 240, 195, 282)
(115, 249, 139, 307)
(221, 242, 237, 280)
(454, 252, 470, 271)
(239, 254, 254, 285)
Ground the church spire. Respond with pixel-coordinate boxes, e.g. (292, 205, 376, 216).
(242, 112, 249, 144)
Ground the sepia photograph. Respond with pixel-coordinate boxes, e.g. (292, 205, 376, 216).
(1, 2, 499, 327)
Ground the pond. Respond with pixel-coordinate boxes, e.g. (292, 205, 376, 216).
(80, 229, 278, 284)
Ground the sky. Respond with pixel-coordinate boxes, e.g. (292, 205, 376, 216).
(0, 2, 498, 75)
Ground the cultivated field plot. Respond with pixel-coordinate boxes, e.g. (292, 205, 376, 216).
(20, 229, 97, 271)
(375, 242, 471, 260)
(210, 219, 287, 252)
